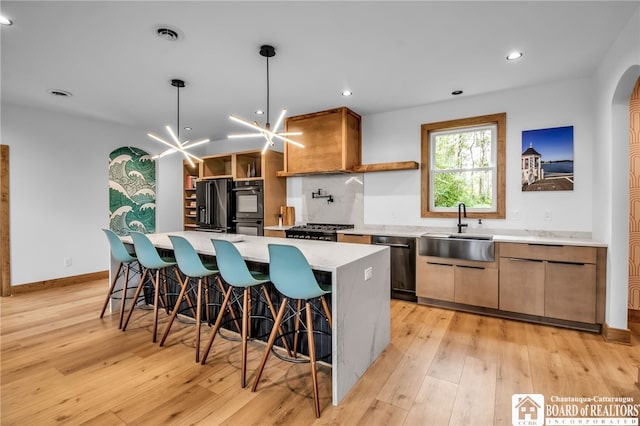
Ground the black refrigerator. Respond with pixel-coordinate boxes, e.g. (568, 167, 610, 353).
(195, 178, 234, 232)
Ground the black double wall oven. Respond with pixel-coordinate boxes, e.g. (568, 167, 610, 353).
(232, 180, 264, 236)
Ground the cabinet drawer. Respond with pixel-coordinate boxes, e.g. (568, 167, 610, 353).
(454, 266, 498, 308)
(416, 260, 454, 301)
(264, 230, 286, 238)
(338, 234, 372, 244)
(499, 242, 596, 264)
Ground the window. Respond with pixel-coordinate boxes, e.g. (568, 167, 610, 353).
(421, 113, 506, 219)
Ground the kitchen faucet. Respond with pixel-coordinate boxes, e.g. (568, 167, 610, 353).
(457, 202, 468, 233)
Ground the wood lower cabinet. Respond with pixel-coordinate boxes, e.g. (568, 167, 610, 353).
(545, 261, 596, 323)
(416, 256, 498, 307)
(264, 229, 286, 238)
(454, 265, 498, 309)
(416, 261, 454, 301)
(498, 243, 599, 324)
(337, 234, 372, 244)
(499, 257, 545, 316)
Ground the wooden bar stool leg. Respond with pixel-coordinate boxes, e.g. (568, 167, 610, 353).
(306, 301, 321, 418)
(122, 268, 149, 331)
(217, 277, 241, 333)
(100, 262, 123, 319)
(195, 278, 203, 363)
(159, 275, 190, 347)
(152, 270, 161, 343)
(118, 263, 131, 329)
(261, 285, 293, 357)
(201, 285, 234, 364)
(294, 299, 302, 357)
(252, 297, 288, 392)
(320, 295, 332, 329)
(241, 287, 250, 387)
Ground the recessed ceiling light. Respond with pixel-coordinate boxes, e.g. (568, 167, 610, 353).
(47, 89, 72, 97)
(0, 15, 13, 26)
(255, 110, 264, 115)
(341, 90, 353, 97)
(183, 126, 192, 131)
(506, 51, 523, 61)
(451, 90, 463, 96)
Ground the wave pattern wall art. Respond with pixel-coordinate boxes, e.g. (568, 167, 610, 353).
(108, 147, 156, 235)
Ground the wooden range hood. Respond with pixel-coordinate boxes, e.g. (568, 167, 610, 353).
(276, 107, 418, 177)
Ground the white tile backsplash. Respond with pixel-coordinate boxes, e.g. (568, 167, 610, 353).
(299, 174, 364, 226)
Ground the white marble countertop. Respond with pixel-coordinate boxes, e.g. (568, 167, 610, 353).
(122, 231, 388, 271)
(339, 225, 607, 247)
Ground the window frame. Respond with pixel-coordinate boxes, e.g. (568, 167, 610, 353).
(420, 112, 506, 219)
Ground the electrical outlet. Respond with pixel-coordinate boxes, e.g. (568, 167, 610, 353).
(544, 210, 552, 221)
(509, 209, 521, 220)
(64, 257, 72, 267)
(364, 267, 373, 281)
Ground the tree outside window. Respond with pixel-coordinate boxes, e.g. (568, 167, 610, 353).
(421, 113, 506, 219)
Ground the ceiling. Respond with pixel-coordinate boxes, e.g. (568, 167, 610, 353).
(2, 1, 638, 143)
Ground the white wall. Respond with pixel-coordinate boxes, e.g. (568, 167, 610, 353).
(361, 77, 595, 232)
(2, 103, 183, 286)
(593, 6, 640, 330)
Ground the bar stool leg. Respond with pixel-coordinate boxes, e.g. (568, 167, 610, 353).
(261, 285, 293, 357)
(217, 277, 241, 333)
(122, 267, 149, 331)
(201, 285, 234, 364)
(118, 264, 132, 329)
(100, 262, 123, 319)
(306, 301, 321, 418)
(152, 269, 161, 343)
(241, 287, 250, 387)
(320, 295, 332, 329)
(195, 277, 203, 362)
(159, 274, 191, 347)
(252, 297, 288, 393)
(294, 299, 302, 357)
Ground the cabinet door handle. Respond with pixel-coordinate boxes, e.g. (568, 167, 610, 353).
(527, 243, 564, 248)
(457, 265, 485, 270)
(506, 257, 543, 263)
(548, 260, 586, 266)
(426, 262, 454, 267)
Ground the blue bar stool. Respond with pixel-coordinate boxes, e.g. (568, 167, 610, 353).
(252, 244, 332, 418)
(160, 235, 240, 362)
(122, 231, 179, 343)
(100, 229, 141, 329)
(200, 238, 291, 388)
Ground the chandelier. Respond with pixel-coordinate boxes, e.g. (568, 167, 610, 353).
(228, 45, 304, 154)
(148, 79, 209, 167)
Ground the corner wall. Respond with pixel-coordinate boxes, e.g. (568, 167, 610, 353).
(2, 103, 183, 286)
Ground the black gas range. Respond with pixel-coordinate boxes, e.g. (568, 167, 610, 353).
(285, 223, 354, 241)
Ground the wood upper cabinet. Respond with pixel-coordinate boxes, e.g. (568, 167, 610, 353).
(281, 107, 361, 175)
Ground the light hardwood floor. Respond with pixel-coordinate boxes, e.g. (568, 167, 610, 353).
(1, 279, 639, 425)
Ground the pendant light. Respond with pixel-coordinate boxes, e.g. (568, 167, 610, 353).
(228, 45, 304, 154)
(148, 79, 209, 167)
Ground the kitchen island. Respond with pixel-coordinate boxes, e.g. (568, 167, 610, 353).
(111, 231, 390, 405)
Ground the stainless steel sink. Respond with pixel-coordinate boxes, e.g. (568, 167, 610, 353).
(419, 234, 495, 261)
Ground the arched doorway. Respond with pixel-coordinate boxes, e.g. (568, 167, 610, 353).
(629, 76, 640, 321)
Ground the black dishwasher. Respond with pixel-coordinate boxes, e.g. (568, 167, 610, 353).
(372, 235, 416, 302)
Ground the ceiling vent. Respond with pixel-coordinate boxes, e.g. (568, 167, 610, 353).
(48, 89, 72, 97)
(155, 27, 180, 41)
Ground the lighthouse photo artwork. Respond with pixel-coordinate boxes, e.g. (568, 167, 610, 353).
(521, 126, 574, 191)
